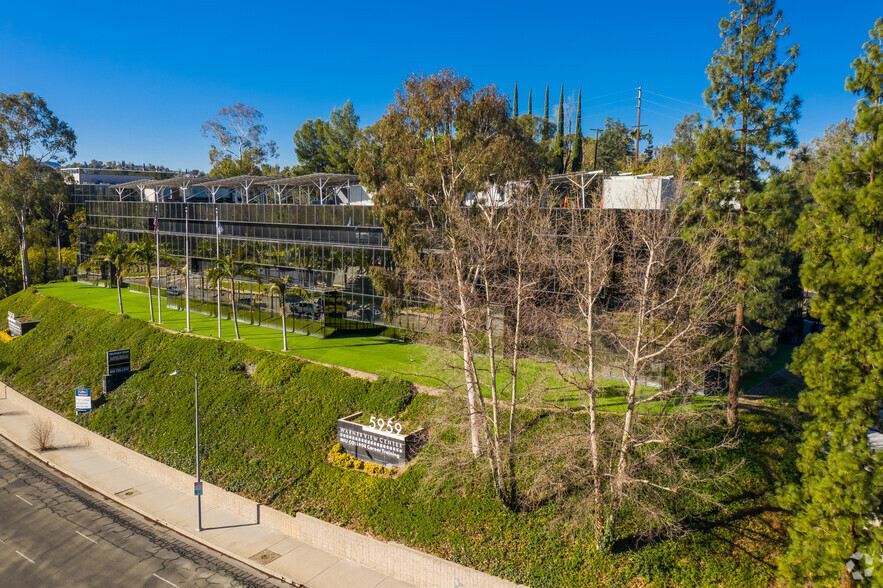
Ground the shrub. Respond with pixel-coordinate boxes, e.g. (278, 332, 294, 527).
(328, 443, 394, 475)
(29, 417, 54, 451)
(363, 376, 415, 416)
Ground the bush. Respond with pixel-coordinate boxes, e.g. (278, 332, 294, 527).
(363, 376, 415, 416)
(29, 417, 54, 451)
(328, 443, 394, 475)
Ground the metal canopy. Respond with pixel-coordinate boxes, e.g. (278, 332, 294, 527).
(548, 170, 605, 208)
(191, 175, 272, 189)
(99, 173, 364, 204)
(252, 173, 358, 189)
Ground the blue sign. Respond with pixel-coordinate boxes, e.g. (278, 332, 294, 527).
(194, 481, 203, 496)
(75, 387, 92, 412)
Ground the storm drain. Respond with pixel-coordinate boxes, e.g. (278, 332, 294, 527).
(250, 548, 281, 564)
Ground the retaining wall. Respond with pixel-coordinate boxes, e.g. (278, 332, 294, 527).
(0, 381, 521, 588)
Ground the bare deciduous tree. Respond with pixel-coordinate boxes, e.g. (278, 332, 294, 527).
(530, 198, 738, 546)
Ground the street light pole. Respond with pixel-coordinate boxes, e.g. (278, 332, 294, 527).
(170, 369, 201, 532)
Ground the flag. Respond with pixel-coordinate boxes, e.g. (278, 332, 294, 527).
(153, 218, 158, 234)
(216, 219, 224, 235)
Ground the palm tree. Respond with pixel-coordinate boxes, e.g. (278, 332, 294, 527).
(129, 234, 177, 323)
(267, 277, 291, 351)
(83, 232, 135, 314)
(205, 254, 260, 340)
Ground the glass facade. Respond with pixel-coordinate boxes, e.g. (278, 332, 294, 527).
(83, 197, 433, 337)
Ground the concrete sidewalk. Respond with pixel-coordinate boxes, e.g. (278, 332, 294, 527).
(0, 394, 415, 588)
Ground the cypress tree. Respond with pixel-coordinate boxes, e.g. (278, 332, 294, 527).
(553, 85, 565, 173)
(513, 82, 519, 118)
(528, 89, 532, 116)
(700, 0, 801, 431)
(779, 19, 883, 584)
(557, 84, 564, 141)
(572, 87, 583, 172)
(542, 85, 550, 141)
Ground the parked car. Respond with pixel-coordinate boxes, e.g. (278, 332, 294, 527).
(291, 302, 316, 316)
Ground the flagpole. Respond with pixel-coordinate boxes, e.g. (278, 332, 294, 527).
(215, 207, 222, 339)
(185, 204, 191, 332)
(155, 204, 162, 324)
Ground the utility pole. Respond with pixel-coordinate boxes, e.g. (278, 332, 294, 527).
(591, 128, 602, 170)
(155, 204, 162, 324)
(634, 86, 643, 171)
(185, 204, 191, 332)
(215, 207, 222, 339)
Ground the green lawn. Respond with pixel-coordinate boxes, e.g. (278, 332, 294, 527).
(36, 281, 684, 412)
(38, 281, 434, 379)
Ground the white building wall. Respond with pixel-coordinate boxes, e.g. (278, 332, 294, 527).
(602, 175, 683, 210)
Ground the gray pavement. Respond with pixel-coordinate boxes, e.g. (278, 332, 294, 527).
(0, 403, 417, 588)
(0, 435, 287, 588)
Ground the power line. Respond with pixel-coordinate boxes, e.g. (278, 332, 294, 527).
(643, 89, 705, 109)
(642, 108, 686, 121)
(643, 98, 696, 114)
(579, 89, 634, 102)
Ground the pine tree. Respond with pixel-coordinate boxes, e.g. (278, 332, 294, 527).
(572, 87, 583, 172)
(542, 85, 550, 141)
(513, 82, 519, 118)
(778, 19, 883, 585)
(528, 88, 532, 116)
(700, 0, 801, 430)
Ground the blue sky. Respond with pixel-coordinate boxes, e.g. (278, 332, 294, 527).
(1, 1, 878, 172)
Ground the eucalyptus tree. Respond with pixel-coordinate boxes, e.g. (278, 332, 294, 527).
(0, 92, 76, 290)
(205, 255, 260, 340)
(201, 103, 277, 177)
(357, 69, 540, 463)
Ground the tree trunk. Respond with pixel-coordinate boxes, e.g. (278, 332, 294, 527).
(56, 231, 63, 279)
(585, 302, 603, 548)
(19, 212, 31, 290)
(483, 278, 504, 504)
(281, 298, 288, 351)
(728, 298, 743, 430)
(454, 258, 482, 457)
(615, 247, 653, 500)
(116, 273, 124, 314)
(231, 281, 241, 339)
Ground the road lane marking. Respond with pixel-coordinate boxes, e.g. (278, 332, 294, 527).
(152, 573, 179, 587)
(76, 530, 97, 544)
(16, 550, 35, 564)
(15, 494, 33, 506)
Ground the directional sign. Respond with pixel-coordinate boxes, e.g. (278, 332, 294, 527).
(75, 387, 92, 413)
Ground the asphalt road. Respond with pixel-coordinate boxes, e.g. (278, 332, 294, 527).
(0, 435, 292, 588)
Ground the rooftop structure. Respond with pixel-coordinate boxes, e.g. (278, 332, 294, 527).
(109, 173, 371, 206)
